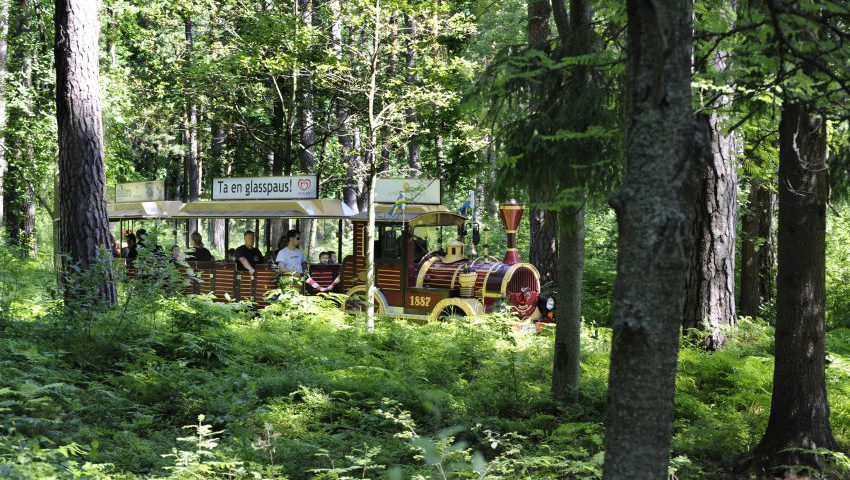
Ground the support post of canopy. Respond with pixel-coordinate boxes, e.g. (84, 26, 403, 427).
(224, 220, 230, 256)
(337, 219, 343, 264)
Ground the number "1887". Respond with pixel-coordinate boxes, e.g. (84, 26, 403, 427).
(409, 295, 432, 307)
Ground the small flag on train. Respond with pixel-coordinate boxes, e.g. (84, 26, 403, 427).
(388, 190, 406, 221)
(460, 191, 474, 216)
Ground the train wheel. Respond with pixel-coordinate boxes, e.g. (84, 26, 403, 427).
(437, 305, 466, 322)
(342, 286, 387, 315)
(428, 298, 485, 323)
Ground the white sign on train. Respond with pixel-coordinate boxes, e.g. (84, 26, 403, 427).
(375, 178, 441, 205)
(212, 175, 318, 200)
(115, 180, 165, 202)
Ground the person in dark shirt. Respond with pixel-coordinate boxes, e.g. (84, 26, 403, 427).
(124, 233, 138, 267)
(235, 230, 263, 273)
(188, 231, 213, 262)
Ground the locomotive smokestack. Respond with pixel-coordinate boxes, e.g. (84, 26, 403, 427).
(498, 203, 524, 265)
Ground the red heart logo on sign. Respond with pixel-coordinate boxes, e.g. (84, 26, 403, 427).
(298, 179, 311, 191)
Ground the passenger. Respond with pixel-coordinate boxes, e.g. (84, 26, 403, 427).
(328, 251, 337, 264)
(275, 229, 305, 274)
(318, 251, 330, 265)
(170, 245, 186, 262)
(124, 233, 138, 267)
(235, 230, 263, 274)
(136, 229, 148, 248)
(226, 248, 236, 262)
(188, 231, 213, 262)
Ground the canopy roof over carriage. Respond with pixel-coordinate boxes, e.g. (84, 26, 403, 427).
(107, 201, 184, 220)
(172, 199, 357, 219)
(351, 204, 467, 227)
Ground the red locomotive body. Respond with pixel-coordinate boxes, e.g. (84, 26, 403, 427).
(336, 203, 546, 322)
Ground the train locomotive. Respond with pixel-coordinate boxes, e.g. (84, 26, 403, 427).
(330, 202, 554, 322)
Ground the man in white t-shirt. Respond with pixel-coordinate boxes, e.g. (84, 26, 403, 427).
(275, 229, 305, 274)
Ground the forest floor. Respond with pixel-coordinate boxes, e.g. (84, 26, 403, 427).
(1, 246, 850, 479)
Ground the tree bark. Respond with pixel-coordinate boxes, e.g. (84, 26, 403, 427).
(211, 122, 227, 252)
(527, 0, 558, 287)
(4, 0, 36, 256)
(758, 187, 775, 305)
(55, 0, 116, 304)
(550, 0, 590, 401)
(602, 0, 700, 477)
(297, 0, 315, 174)
(552, 201, 583, 401)
(330, 0, 362, 212)
(750, 101, 838, 475)
(183, 16, 201, 230)
(683, 8, 738, 347)
(740, 161, 774, 319)
(683, 112, 737, 346)
(0, 0, 8, 226)
(404, 14, 420, 177)
(740, 176, 761, 318)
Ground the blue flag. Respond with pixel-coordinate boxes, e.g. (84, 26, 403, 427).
(459, 191, 474, 216)
(388, 191, 406, 221)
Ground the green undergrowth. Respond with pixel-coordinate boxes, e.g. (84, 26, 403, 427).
(0, 252, 849, 478)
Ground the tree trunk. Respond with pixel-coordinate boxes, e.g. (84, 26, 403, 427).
(750, 102, 838, 476)
(298, 0, 315, 175)
(550, 0, 590, 401)
(330, 0, 361, 212)
(741, 164, 774, 319)
(602, 0, 700, 477)
(211, 122, 227, 252)
(0, 0, 8, 226)
(434, 134, 444, 174)
(758, 187, 775, 305)
(552, 202, 583, 401)
(55, 0, 116, 304)
(740, 176, 761, 318)
(404, 14, 420, 177)
(683, 113, 737, 346)
(4, 0, 36, 256)
(183, 17, 200, 233)
(683, 10, 737, 347)
(526, 0, 558, 288)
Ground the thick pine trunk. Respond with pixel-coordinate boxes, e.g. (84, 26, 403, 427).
(750, 102, 838, 475)
(683, 112, 737, 347)
(602, 0, 700, 477)
(55, 0, 116, 304)
(683, 10, 738, 346)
